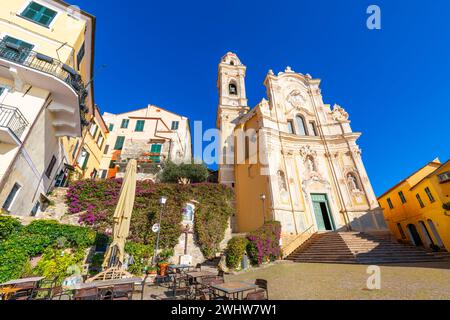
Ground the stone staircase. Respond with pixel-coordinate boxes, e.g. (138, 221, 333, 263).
(287, 232, 446, 264)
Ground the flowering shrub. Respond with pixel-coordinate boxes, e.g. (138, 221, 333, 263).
(66, 179, 234, 259)
(246, 221, 281, 266)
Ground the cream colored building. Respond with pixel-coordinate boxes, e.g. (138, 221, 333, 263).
(99, 105, 192, 181)
(0, 0, 94, 216)
(217, 53, 388, 246)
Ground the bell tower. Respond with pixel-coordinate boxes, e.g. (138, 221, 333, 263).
(216, 52, 249, 187)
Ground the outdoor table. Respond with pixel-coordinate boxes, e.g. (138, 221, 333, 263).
(210, 281, 258, 300)
(168, 264, 191, 273)
(186, 271, 216, 283)
(0, 276, 45, 287)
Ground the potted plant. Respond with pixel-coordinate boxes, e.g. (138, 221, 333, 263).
(145, 265, 158, 275)
(157, 248, 173, 276)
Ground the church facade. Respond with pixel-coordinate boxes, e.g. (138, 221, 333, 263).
(216, 52, 388, 247)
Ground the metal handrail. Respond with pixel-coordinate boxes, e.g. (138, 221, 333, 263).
(281, 224, 316, 258)
(0, 40, 86, 97)
(0, 104, 29, 140)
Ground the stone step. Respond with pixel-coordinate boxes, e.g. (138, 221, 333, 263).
(286, 231, 443, 265)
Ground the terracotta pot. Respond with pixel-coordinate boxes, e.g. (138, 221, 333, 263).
(158, 263, 169, 276)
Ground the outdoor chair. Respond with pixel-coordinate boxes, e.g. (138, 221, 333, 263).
(99, 287, 114, 300)
(217, 270, 225, 280)
(10, 281, 37, 300)
(245, 291, 267, 300)
(195, 263, 202, 271)
(112, 283, 134, 300)
(50, 286, 72, 300)
(30, 277, 58, 300)
(73, 287, 99, 300)
(195, 276, 224, 300)
(254, 279, 269, 300)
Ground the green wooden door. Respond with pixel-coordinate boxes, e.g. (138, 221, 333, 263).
(312, 201, 326, 231)
(311, 194, 335, 231)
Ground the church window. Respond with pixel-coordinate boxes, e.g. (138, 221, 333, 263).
(229, 82, 238, 95)
(308, 121, 318, 136)
(287, 120, 295, 134)
(295, 115, 307, 136)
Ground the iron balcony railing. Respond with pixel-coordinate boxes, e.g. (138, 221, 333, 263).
(0, 104, 29, 141)
(0, 40, 87, 98)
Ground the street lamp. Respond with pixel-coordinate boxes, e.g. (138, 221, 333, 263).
(260, 194, 266, 224)
(152, 196, 167, 265)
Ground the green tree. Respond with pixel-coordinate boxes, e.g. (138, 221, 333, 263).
(158, 161, 209, 183)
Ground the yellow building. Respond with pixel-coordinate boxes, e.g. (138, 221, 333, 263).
(62, 104, 109, 181)
(378, 159, 450, 251)
(0, 0, 95, 216)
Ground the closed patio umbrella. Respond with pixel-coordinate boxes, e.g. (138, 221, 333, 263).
(103, 159, 137, 269)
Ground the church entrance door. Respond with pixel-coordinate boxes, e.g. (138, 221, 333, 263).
(311, 194, 335, 231)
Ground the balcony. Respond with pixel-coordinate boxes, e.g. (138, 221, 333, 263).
(0, 104, 28, 144)
(0, 40, 88, 137)
(0, 40, 87, 98)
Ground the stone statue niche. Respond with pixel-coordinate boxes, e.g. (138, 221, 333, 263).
(277, 170, 287, 191)
(347, 172, 361, 192)
(306, 156, 317, 173)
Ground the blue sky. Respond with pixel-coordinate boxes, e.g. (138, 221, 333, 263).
(74, 0, 450, 196)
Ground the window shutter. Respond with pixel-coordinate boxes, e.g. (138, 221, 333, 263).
(82, 152, 90, 170)
(114, 136, 125, 150)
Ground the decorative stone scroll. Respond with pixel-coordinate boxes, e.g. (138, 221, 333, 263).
(331, 104, 349, 122)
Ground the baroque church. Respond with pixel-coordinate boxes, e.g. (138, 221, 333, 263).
(216, 52, 388, 248)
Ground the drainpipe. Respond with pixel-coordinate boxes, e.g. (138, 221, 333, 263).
(306, 82, 352, 231)
(267, 78, 299, 234)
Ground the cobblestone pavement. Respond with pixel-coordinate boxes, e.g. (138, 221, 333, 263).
(225, 261, 450, 300)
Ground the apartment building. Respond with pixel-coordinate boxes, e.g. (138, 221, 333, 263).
(99, 105, 192, 181)
(0, 0, 95, 216)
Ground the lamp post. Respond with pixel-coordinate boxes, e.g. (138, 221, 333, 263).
(260, 194, 266, 224)
(152, 196, 167, 265)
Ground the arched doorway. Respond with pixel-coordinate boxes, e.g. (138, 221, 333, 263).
(418, 221, 434, 247)
(406, 224, 423, 246)
(427, 219, 445, 249)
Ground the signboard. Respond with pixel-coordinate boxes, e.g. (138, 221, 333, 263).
(152, 223, 160, 233)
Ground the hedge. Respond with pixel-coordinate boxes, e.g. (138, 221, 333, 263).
(0, 220, 96, 283)
(225, 237, 248, 269)
(0, 215, 22, 241)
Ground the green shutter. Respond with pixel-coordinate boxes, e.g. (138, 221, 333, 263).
(150, 144, 162, 163)
(121, 119, 129, 129)
(135, 120, 145, 132)
(21, 2, 57, 27)
(108, 124, 114, 131)
(171, 121, 179, 130)
(3, 36, 34, 63)
(114, 136, 125, 150)
(82, 152, 90, 170)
